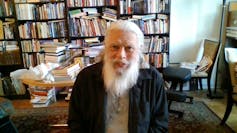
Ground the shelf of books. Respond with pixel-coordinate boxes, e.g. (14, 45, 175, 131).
(14, 0, 68, 68)
(119, 0, 170, 68)
(66, 0, 117, 58)
(8, 0, 171, 70)
(0, 0, 23, 77)
(1, 0, 171, 101)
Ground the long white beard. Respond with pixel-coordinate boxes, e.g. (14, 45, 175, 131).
(103, 58, 139, 96)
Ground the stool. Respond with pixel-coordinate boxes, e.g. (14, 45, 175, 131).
(163, 66, 192, 91)
(163, 66, 193, 118)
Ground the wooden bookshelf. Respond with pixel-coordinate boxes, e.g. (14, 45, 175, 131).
(14, 0, 68, 68)
(0, 0, 23, 74)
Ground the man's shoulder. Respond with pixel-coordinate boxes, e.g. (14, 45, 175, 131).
(80, 62, 102, 75)
(139, 66, 162, 79)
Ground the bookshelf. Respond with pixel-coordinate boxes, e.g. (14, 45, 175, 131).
(1, 0, 171, 70)
(0, 0, 23, 76)
(66, 0, 118, 64)
(66, 0, 171, 68)
(0, 0, 171, 100)
(14, 0, 68, 68)
(118, 0, 170, 68)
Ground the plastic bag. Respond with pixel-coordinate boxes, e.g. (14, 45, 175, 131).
(10, 69, 28, 95)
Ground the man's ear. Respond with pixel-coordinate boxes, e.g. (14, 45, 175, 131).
(139, 54, 150, 69)
(95, 49, 105, 63)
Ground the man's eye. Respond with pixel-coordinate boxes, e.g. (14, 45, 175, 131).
(125, 46, 134, 52)
(111, 45, 120, 50)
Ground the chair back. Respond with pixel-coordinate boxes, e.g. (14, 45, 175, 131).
(203, 39, 220, 73)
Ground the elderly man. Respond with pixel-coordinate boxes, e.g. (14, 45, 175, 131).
(68, 20, 168, 133)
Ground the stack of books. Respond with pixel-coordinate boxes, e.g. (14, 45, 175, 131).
(69, 9, 87, 18)
(226, 27, 237, 38)
(0, 18, 15, 39)
(102, 8, 117, 21)
(29, 87, 56, 108)
(40, 42, 67, 64)
(51, 61, 81, 81)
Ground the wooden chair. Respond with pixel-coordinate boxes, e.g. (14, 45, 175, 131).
(220, 48, 237, 125)
(191, 39, 221, 99)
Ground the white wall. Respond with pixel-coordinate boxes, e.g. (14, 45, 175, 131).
(170, 0, 223, 63)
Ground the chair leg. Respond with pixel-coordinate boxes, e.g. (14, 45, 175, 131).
(206, 77, 213, 98)
(170, 81, 178, 90)
(198, 78, 203, 90)
(220, 100, 233, 125)
(194, 78, 199, 90)
(179, 83, 183, 92)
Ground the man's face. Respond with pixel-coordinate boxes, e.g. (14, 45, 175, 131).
(105, 30, 139, 75)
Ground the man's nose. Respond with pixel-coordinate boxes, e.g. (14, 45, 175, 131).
(118, 47, 126, 59)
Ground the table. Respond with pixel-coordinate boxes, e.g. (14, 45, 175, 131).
(21, 79, 74, 88)
(21, 79, 75, 106)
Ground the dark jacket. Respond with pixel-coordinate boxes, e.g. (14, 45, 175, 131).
(68, 62, 168, 133)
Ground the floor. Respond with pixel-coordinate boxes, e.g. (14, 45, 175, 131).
(186, 89, 237, 132)
(10, 89, 237, 132)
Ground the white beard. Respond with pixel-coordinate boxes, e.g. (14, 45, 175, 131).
(102, 57, 139, 96)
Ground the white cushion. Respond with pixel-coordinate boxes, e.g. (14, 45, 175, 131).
(225, 48, 237, 63)
(192, 71, 208, 77)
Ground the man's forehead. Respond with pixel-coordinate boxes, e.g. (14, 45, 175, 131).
(109, 29, 136, 35)
(107, 30, 137, 39)
(108, 37, 137, 46)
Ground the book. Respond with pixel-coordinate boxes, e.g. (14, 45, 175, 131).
(84, 37, 100, 43)
(45, 51, 64, 56)
(52, 75, 72, 82)
(51, 65, 69, 76)
(0, 20, 4, 39)
(126, 0, 132, 14)
(3, 18, 15, 39)
(69, 9, 87, 18)
(82, 8, 98, 15)
(31, 98, 53, 108)
(133, 0, 144, 14)
(41, 42, 67, 53)
(132, 14, 156, 21)
(42, 46, 66, 53)
(119, 0, 124, 14)
(101, 15, 117, 22)
(45, 53, 66, 63)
